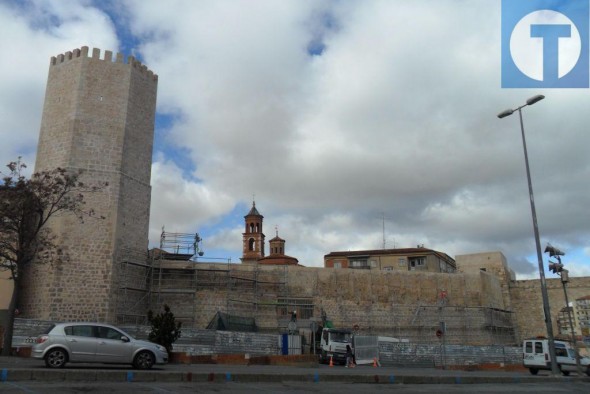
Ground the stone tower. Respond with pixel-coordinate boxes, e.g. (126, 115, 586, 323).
(241, 201, 265, 263)
(21, 46, 158, 322)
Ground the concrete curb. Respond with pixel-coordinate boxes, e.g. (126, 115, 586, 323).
(1, 368, 586, 384)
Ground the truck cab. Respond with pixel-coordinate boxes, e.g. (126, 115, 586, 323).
(318, 328, 352, 365)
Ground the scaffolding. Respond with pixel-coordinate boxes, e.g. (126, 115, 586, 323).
(116, 246, 152, 325)
(149, 231, 205, 327)
(401, 305, 516, 345)
(225, 263, 288, 331)
(116, 232, 516, 345)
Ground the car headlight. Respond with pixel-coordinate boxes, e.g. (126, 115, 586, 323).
(155, 345, 167, 352)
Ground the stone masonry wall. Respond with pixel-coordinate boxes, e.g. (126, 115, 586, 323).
(141, 261, 590, 346)
(456, 252, 515, 311)
(147, 263, 513, 345)
(510, 276, 590, 342)
(21, 47, 157, 322)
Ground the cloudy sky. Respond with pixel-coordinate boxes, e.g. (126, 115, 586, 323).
(1, 0, 588, 279)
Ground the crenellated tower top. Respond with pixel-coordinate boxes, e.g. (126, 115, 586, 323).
(49, 46, 158, 82)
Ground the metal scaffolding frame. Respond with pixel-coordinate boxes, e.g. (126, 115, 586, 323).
(116, 247, 152, 325)
(148, 230, 205, 327)
(115, 233, 517, 345)
(225, 264, 289, 330)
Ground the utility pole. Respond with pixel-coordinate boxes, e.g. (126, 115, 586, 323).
(546, 244, 581, 374)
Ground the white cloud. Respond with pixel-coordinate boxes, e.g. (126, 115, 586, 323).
(4, 1, 590, 277)
(148, 157, 235, 245)
(0, 0, 119, 168)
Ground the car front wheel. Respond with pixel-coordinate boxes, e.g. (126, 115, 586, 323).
(45, 348, 67, 368)
(133, 350, 155, 370)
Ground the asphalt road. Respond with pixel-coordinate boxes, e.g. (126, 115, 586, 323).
(1, 381, 590, 394)
(1, 355, 589, 393)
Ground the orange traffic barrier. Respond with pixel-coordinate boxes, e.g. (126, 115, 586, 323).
(329, 356, 333, 367)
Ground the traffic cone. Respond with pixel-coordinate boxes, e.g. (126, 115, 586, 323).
(373, 357, 378, 367)
(329, 356, 333, 367)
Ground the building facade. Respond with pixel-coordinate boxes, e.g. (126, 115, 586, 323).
(576, 295, 590, 336)
(20, 47, 158, 322)
(324, 248, 456, 273)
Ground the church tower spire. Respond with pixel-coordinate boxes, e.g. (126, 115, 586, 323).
(241, 200, 265, 263)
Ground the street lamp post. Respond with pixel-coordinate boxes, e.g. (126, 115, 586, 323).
(497, 94, 559, 375)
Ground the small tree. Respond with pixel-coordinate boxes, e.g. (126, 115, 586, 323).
(147, 304, 182, 353)
(0, 159, 105, 356)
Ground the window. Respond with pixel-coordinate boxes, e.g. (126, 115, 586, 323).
(65, 325, 94, 337)
(248, 238, 255, 251)
(555, 347, 568, 357)
(398, 258, 406, 266)
(97, 326, 123, 340)
(277, 298, 314, 319)
(333, 262, 341, 269)
(329, 331, 351, 343)
(349, 259, 369, 269)
(535, 342, 543, 354)
(370, 260, 377, 268)
(525, 342, 533, 354)
(384, 266, 393, 271)
(409, 257, 426, 269)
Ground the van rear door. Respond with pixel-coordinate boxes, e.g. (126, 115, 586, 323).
(523, 340, 547, 368)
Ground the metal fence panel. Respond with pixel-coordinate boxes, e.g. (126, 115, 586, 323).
(354, 335, 379, 364)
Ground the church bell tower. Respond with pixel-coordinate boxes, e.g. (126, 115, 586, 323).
(241, 201, 265, 264)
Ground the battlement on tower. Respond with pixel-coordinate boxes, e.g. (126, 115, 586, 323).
(50, 46, 158, 82)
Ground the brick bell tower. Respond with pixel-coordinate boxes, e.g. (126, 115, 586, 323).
(241, 201, 265, 264)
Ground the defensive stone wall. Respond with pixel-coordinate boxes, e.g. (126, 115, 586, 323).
(148, 262, 514, 345)
(456, 252, 515, 311)
(22, 47, 157, 322)
(510, 276, 590, 341)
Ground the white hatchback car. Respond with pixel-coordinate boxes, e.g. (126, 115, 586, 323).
(32, 322, 168, 369)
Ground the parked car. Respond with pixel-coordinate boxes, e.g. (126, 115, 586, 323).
(32, 322, 168, 369)
(522, 338, 590, 376)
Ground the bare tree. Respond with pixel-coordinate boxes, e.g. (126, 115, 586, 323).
(0, 159, 106, 356)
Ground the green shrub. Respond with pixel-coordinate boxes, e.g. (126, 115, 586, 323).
(147, 304, 182, 353)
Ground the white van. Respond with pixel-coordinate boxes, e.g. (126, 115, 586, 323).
(522, 338, 590, 376)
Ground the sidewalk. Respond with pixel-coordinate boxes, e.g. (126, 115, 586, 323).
(1, 356, 588, 384)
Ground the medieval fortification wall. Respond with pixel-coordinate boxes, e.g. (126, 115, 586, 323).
(21, 46, 590, 350)
(21, 47, 157, 322)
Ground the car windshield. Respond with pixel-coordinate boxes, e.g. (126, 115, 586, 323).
(330, 332, 351, 343)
